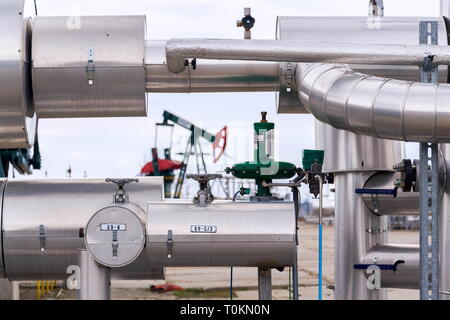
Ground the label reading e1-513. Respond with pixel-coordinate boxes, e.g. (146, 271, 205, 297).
(190, 225, 217, 233)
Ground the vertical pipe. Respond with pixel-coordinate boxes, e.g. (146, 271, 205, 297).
(316, 175, 323, 300)
(258, 267, 272, 300)
(419, 144, 440, 300)
(293, 248, 299, 300)
(12, 282, 19, 300)
(316, 121, 400, 300)
(78, 250, 111, 300)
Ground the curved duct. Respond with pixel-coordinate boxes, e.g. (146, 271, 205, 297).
(296, 63, 450, 143)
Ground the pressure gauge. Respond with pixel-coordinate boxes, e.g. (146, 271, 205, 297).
(85, 203, 146, 268)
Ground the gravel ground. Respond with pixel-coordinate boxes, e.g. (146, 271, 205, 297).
(18, 223, 420, 300)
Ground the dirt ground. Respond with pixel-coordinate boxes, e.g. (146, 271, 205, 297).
(18, 223, 420, 300)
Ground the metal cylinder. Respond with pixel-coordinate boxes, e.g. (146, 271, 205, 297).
(297, 63, 450, 143)
(316, 113, 402, 300)
(78, 250, 111, 300)
(145, 40, 279, 93)
(0, 0, 37, 149)
(0, 178, 296, 280)
(146, 201, 296, 267)
(32, 16, 147, 118)
(0, 177, 164, 280)
(361, 244, 419, 289)
(276, 16, 448, 114)
(361, 172, 419, 216)
(333, 171, 389, 300)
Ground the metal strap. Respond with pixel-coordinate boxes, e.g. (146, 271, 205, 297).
(418, 20, 440, 300)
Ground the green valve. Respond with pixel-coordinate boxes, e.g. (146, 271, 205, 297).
(302, 149, 324, 171)
(225, 112, 298, 198)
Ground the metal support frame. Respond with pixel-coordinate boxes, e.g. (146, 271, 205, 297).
(419, 21, 440, 300)
(258, 267, 272, 300)
(78, 250, 111, 300)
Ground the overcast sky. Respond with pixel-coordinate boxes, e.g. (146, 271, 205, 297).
(21, 0, 443, 195)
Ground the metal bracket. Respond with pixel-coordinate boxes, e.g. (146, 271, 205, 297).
(87, 48, 95, 85)
(418, 20, 440, 300)
(354, 261, 404, 272)
(167, 230, 173, 259)
(112, 230, 118, 260)
(283, 63, 293, 93)
(366, 227, 387, 234)
(39, 224, 45, 252)
(355, 188, 397, 196)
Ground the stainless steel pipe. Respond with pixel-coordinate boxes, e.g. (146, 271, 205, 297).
(145, 40, 279, 93)
(360, 172, 420, 216)
(0, 178, 296, 281)
(165, 38, 450, 74)
(361, 244, 420, 289)
(297, 63, 450, 143)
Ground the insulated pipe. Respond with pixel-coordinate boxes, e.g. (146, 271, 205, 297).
(165, 39, 450, 74)
(360, 244, 420, 290)
(145, 41, 279, 93)
(296, 63, 450, 143)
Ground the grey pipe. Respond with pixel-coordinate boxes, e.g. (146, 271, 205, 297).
(145, 40, 279, 93)
(165, 39, 450, 74)
(361, 244, 419, 289)
(296, 63, 450, 143)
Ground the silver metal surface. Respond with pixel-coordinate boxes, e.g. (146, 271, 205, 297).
(32, 16, 147, 118)
(419, 143, 440, 299)
(315, 121, 402, 173)
(1, 177, 164, 280)
(418, 23, 440, 300)
(276, 16, 448, 114)
(78, 250, 111, 300)
(165, 38, 450, 74)
(334, 171, 388, 299)
(439, 143, 450, 300)
(361, 172, 419, 216)
(361, 244, 419, 289)
(146, 201, 296, 267)
(297, 62, 450, 143)
(258, 267, 272, 300)
(145, 40, 279, 93)
(85, 203, 146, 268)
(0, 0, 37, 149)
(0, 179, 5, 278)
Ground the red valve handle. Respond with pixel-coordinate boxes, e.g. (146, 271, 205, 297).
(213, 126, 227, 163)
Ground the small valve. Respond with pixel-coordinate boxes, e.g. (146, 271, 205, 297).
(236, 8, 255, 39)
(106, 178, 139, 204)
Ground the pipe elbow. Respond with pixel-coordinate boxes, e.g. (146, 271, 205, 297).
(165, 39, 188, 73)
(296, 63, 450, 143)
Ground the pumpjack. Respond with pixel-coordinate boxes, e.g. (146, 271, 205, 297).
(141, 110, 227, 198)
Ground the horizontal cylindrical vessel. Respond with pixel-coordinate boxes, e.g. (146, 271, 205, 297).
(145, 40, 279, 93)
(146, 201, 296, 267)
(0, 0, 37, 148)
(360, 244, 419, 289)
(32, 16, 147, 118)
(298, 63, 450, 143)
(0, 178, 296, 280)
(361, 172, 419, 216)
(1, 178, 164, 280)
